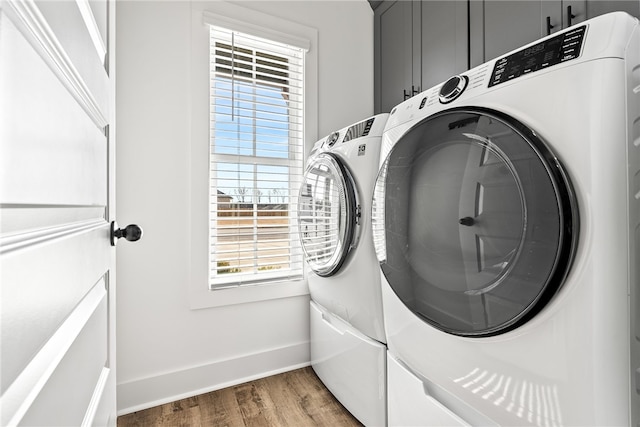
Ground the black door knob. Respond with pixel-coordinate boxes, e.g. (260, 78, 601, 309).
(459, 216, 475, 227)
(110, 221, 143, 246)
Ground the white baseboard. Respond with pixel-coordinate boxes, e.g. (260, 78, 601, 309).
(116, 341, 310, 416)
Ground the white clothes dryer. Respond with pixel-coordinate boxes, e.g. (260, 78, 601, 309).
(373, 12, 640, 426)
(299, 113, 388, 426)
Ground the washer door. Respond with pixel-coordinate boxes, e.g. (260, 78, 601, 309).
(299, 152, 359, 277)
(372, 108, 578, 336)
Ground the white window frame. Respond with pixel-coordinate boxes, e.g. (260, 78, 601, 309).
(208, 26, 305, 288)
(189, 2, 318, 309)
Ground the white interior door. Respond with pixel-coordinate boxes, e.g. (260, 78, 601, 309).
(1, 0, 119, 425)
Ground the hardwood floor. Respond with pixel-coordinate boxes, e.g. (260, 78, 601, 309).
(117, 367, 363, 427)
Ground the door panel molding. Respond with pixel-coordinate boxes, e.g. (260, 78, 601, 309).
(0, 205, 106, 235)
(75, 0, 107, 66)
(1, 10, 108, 206)
(0, 218, 106, 255)
(3, 0, 108, 129)
(1, 229, 110, 393)
(1, 280, 107, 426)
(83, 367, 112, 426)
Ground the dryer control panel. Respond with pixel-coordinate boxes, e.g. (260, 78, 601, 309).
(489, 25, 586, 87)
(323, 117, 378, 148)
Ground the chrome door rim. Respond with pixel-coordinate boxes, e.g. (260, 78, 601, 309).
(298, 152, 359, 277)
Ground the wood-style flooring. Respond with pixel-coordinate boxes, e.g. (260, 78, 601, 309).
(117, 367, 363, 427)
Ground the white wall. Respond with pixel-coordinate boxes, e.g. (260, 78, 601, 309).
(115, 0, 373, 414)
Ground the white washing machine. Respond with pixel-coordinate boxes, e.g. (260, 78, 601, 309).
(373, 12, 640, 426)
(298, 113, 388, 427)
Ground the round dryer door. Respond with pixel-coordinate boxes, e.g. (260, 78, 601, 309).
(372, 107, 578, 337)
(298, 152, 359, 277)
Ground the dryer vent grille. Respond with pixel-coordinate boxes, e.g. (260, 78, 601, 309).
(344, 118, 375, 143)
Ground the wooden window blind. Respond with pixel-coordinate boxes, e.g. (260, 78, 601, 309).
(209, 25, 305, 288)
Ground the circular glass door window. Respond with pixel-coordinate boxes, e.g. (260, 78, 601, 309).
(298, 152, 359, 277)
(372, 108, 578, 336)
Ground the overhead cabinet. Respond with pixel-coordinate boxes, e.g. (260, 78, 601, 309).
(374, 1, 467, 113)
(374, 0, 640, 114)
(374, 0, 416, 114)
(471, 0, 640, 66)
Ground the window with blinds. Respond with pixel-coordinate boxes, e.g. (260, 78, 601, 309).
(209, 25, 305, 288)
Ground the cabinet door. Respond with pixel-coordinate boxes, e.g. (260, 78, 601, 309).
(469, 0, 639, 69)
(420, 1, 468, 91)
(375, 0, 414, 113)
(470, 1, 560, 67)
(544, 1, 639, 36)
(565, 0, 640, 23)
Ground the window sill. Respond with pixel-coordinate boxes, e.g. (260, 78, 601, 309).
(189, 278, 309, 310)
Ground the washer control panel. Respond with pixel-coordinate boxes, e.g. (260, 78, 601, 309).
(489, 25, 586, 87)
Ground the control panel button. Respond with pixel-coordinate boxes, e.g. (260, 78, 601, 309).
(439, 75, 469, 104)
(326, 131, 340, 147)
